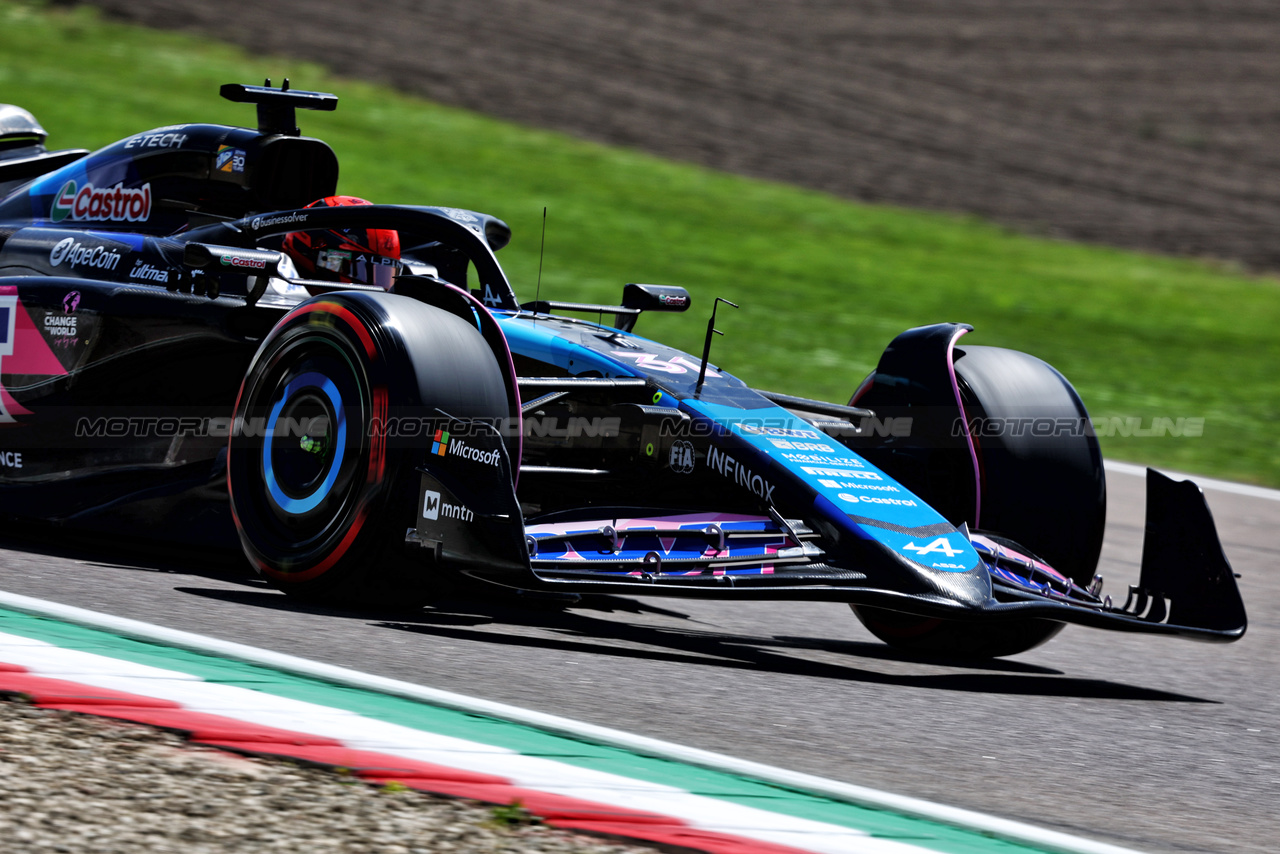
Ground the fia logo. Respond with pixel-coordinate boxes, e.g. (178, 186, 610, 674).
(903, 537, 963, 558)
(669, 440, 694, 474)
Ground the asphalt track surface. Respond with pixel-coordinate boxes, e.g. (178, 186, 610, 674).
(0, 466, 1274, 854)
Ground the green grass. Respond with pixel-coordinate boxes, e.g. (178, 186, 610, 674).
(3, 1, 1279, 485)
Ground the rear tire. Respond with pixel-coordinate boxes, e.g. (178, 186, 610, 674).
(227, 292, 512, 606)
(852, 344, 1105, 657)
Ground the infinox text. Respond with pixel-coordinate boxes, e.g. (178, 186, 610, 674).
(706, 445, 774, 501)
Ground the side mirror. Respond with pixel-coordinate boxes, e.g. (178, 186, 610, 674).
(616, 283, 691, 331)
(183, 243, 285, 277)
(623, 283, 691, 312)
(183, 243, 286, 303)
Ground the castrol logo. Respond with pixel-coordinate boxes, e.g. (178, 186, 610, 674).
(51, 180, 152, 223)
(219, 254, 267, 270)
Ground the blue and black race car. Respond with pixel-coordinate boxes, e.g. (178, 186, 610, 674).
(0, 83, 1245, 657)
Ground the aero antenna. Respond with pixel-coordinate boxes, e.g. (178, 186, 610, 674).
(532, 206, 547, 319)
(695, 297, 738, 396)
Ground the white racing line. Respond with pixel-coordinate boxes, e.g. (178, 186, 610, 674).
(0, 591, 1146, 854)
(1104, 460, 1280, 502)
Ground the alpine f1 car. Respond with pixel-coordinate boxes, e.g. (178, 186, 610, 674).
(0, 83, 1245, 657)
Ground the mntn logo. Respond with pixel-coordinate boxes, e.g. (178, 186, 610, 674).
(431, 429, 449, 456)
(423, 489, 441, 520)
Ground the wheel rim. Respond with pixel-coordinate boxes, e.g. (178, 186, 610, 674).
(263, 371, 348, 516)
(242, 331, 371, 556)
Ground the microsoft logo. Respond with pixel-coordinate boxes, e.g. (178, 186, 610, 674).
(431, 429, 449, 457)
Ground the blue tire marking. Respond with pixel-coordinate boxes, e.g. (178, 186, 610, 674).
(263, 371, 348, 515)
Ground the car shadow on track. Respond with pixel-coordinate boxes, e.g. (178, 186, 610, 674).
(169, 585, 1213, 703)
(0, 528, 1222, 704)
(376, 615, 1211, 702)
(0, 527, 255, 586)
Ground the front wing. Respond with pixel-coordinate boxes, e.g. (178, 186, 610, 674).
(408, 414, 1244, 643)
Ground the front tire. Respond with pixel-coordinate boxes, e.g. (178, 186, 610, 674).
(851, 343, 1105, 657)
(227, 292, 512, 605)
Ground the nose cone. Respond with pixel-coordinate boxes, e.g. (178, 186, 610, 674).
(860, 523, 995, 610)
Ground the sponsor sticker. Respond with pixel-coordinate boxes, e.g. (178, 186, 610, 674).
(799, 464, 866, 475)
(820, 479, 898, 491)
(837, 492, 916, 507)
(125, 131, 189, 150)
(739, 425, 821, 438)
(781, 451, 864, 467)
(422, 489, 474, 523)
(51, 181, 151, 223)
(250, 213, 307, 230)
(220, 253, 267, 270)
(129, 261, 169, 283)
(49, 237, 123, 272)
(435, 207, 479, 223)
(431, 429, 449, 457)
(44, 291, 78, 342)
(449, 439, 500, 467)
(706, 445, 774, 502)
(767, 438, 834, 451)
(215, 145, 247, 173)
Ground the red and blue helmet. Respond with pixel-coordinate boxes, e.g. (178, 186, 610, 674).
(281, 196, 400, 290)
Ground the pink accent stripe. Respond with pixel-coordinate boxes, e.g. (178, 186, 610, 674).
(969, 534, 1071, 585)
(528, 512, 770, 537)
(0, 668, 819, 854)
(944, 328, 982, 528)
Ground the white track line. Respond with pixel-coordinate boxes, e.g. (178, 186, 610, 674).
(0, 591, 1144, 854)
(0, 630, 946, 854)
(1104, 460, 1280, 502)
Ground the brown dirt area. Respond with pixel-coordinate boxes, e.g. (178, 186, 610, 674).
(73, 0, 1280, 269)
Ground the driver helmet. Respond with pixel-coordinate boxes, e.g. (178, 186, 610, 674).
(280, 196, 400, 290)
